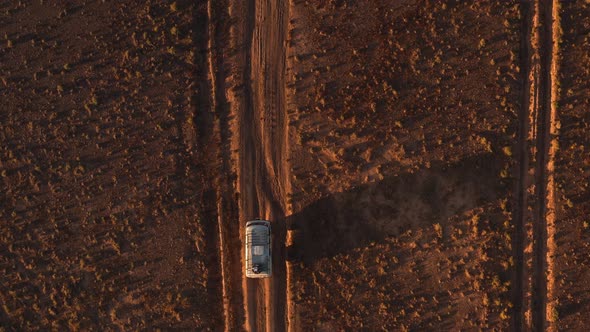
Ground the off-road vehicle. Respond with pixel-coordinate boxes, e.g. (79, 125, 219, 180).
(245, 219, 272, 278)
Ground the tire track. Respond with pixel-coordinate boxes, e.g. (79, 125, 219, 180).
(544, 2, 560, 329)
(240, 0, 263, 328)
(514, 0, 559, 330)
(256, 1, 291, 332)
(534, 0, 559, 330)
(206, 0, 245, 331)
(237, 0, 268, 329)
(189, 1, 228, 329)
(205, 2, 230, 330)
(512, 0, 559, 331)
(532, 0, 549, 325)
(512, 1, 535, 330)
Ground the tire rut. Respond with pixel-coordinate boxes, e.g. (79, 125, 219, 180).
(533, 0, 559, 330)
(514, 0, 559, 330)
(206, 0, 244, 331)
(512, 2, 534, 330)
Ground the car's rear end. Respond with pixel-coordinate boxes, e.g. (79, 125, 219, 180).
(245, 220, 272, 278)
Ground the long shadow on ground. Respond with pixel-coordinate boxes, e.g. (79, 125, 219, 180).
(286, 153, 505, 265)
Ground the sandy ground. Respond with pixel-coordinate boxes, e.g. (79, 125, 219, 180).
(0, 1, 224, 329)
(552, 1, 590, 330)
(286, 1, 520, 329)
(1, 0, 589, 331)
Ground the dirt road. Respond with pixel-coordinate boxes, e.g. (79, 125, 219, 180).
(236, 0, 291, 331)
(513, 0, 559, 330)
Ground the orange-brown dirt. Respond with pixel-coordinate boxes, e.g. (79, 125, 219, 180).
(553, 1, 590, 330)
(285, 1, 521, 330)
(1, 0, 588, 331)
(0, 1, 223, 330)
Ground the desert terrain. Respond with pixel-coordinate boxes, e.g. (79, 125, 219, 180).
(1, 0, 589, 331)
(0, 1, 223, 329)
(553, 1, 590, 330)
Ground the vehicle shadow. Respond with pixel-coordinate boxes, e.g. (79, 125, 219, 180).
(286, 153, 505, 265)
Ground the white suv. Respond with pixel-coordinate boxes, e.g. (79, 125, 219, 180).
(245, 219, 272, 278)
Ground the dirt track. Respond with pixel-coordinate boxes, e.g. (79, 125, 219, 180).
(512, 0, 559, 330)
(243, 0, 291, 330)
(536, 1, 559, 330)
(230, 0, 290, 331)
(512, 1, 534, 329)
